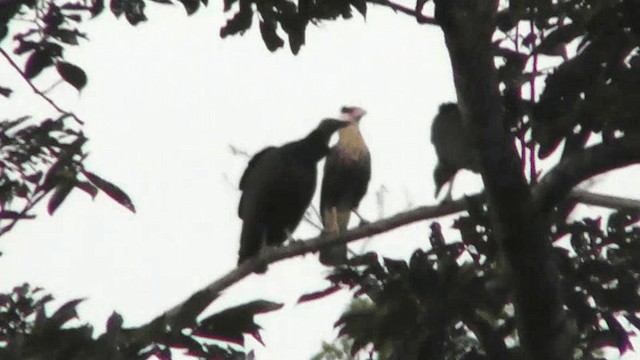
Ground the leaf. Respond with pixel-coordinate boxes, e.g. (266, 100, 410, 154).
(51, 29, 80, 45)
(177, 0, 199, 14)
(24, 50, 54, 79)
(351, 0, 366, 18)
(259, 20, 284, 52)
(0, 85, 12, 97)
(220, 5, 253, 38)
(48, 181, 76, 215)
(106, 311, 123, 333)
(197, 300, 283, 346)
(49, 298, 85, 329)
(297, 285, 341, 303)
(76, 181, 98, 199)
(56, 62, 88, 91)
(82, 170, 136, 213)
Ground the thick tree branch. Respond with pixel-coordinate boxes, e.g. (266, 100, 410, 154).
(434, 0, 571, 358)
(533, 137, 640, 213)
(0, 47, 84, 125)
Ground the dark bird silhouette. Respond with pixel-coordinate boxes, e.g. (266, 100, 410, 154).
(319, 106, 371, 266)
(238, 118, 349, 272)
(431, 103, 481, 200)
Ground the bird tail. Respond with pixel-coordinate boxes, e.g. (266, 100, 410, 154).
(238, 221, 267, 273)
(319, 207, 350, 266)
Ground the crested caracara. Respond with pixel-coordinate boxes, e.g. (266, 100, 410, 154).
(319, 106, 371, 266)
(238, 118, 349, 272)
(431, 103, 481, 200)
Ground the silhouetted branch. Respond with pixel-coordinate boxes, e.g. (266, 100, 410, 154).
(533, 137, 640, 213)
(0, 47, 84, 125)
(126, 186, 640, 346)
(128, 198, 467, 343)
(369, 0, 438, 25)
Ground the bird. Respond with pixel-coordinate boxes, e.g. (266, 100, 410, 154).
(431, 103, 481, 200)
(237, 118, 349, 272)
(319, 106, 371, 266)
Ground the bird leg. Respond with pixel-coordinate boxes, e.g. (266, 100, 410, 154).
(352, 209, 370, 226)
(442, 174, 456, 202)
(322, 206, 339, 236)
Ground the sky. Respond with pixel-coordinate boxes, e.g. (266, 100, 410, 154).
(1, 2, 639, 359)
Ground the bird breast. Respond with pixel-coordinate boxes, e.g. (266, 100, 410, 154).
(336, 125, 368, 162)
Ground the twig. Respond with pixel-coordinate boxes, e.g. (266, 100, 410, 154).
(0, 47, 84, 125)
(369, 0, 438, 25)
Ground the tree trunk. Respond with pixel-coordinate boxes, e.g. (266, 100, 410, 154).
(434, 1, 573, 358)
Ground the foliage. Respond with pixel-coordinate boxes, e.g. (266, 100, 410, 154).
(0, 283, 281, 359)
(305, 196, 640, 359)
(2, 0, 640, 359)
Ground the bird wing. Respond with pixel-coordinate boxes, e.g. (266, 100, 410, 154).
(238, 146, 277, 217)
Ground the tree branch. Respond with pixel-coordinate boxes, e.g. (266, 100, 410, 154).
(127, 198, 467, 343)
(532, 137, 640, 213)
(0, 47, 84, 125)
(369, 0, 438, 25)
(123, 187, 639, 346)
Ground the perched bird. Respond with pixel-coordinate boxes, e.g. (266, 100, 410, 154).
(238, 118, 349, 272)
(319, 106, 371, 266)
(431, 103, 481, 200)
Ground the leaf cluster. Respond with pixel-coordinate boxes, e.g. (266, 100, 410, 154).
(493, 0, 640, 160)
(0, 283, 282, 359)
(0, 115, 134, 239)
(304, 197, 640, 360)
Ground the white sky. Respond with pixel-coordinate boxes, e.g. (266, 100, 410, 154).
(1, 2, 639, 359)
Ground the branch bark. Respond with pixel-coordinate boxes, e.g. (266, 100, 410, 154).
(533, 137, 640, 213)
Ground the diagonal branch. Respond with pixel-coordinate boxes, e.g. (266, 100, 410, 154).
(124, 188, 640, 346)
(0, 47, 84, 125)
(127, 198, 467, 343)
(532, 136, 640, 213)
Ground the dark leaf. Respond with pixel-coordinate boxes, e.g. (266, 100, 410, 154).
(259, 20, 284, 52)
(51, 29, 81, 45)
(106, 311, 123, 332)
(56, 61, 88, 91)
(76, 181, 98, 199)
(297, 285, 341, 303)
(150, 0, 173, 3)
(220, 5, 253, 38)
(49, 298, 85, 328)
(177, 0, 199, 14)
(0, 85, 12, 97)
(24, 50, 54, 79)
(351, 0, 366, 18)
(48, 180, 76, 215)
(198, 300, 283, 345)
(82, 170, 136, 213)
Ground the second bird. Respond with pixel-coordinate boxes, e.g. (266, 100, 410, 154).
(319, 106, 371, 266)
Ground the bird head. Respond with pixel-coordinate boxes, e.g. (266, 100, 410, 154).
(340, 106, 367, 122)
(315, 118, 350, 139)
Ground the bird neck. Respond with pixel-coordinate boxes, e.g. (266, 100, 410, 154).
(292, 131, 331, 162)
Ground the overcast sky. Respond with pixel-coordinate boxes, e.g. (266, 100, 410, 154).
(1, 2, 639, 359)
